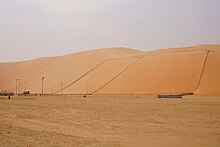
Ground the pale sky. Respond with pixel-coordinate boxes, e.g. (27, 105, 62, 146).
(0, 0, 220, 62)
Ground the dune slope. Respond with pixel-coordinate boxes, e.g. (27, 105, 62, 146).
(0, 45, 220, 95)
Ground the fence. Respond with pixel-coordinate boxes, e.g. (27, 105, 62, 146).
(15, 93, 220, 98)
(184, 94, 220, 98)
(16, 93, 155, 98)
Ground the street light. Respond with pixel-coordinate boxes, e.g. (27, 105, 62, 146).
(15, 79, 18, 94)
(51, 84, 53, 94)
(42, 77, 44, 95)
(18, 79, 21, 95)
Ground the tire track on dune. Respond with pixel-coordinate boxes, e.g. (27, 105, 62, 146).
(54, 56, 143, 94)
(194, 50, 215, 92)
(0, 114, 17, 121)
(92, 56, 144, 94)
(54, 59, 107, 94)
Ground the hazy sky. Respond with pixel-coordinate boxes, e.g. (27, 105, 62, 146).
(0, 0, 220, 62)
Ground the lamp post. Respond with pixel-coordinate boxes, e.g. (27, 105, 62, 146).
(21, 83, 23, 94)
(24, 81, 26, 92)
(42, 77, 44, 95)
(18, 79, 21, 95)
(51, 84, 53, 95)
(15, 79, 18, 94)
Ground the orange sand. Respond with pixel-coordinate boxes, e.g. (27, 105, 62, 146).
(0, 95, 220, 147)
(0, 45, 220, 94)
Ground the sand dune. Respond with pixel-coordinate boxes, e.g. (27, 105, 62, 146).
(0, 45, 220, 95)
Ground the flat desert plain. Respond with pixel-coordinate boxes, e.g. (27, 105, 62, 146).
(0, 96, 220, 147)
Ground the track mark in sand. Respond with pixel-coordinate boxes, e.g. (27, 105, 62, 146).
(54, 59, 107, 94)
(9, 118, 124, 141)
(54, 108, 78, 114)
(0, 114, 17, 121)
(92, 57, 144, 94)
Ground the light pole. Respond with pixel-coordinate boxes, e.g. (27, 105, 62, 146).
(15, 79, 18, 94)
(24, 81, 26, 93)
(21, 83, 23, 93)
(51, 84, 53, 95)
(42, 77, 44, 95)
(18, 79, 21, 95)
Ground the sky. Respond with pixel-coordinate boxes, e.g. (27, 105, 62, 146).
(0, 0, 220, 62)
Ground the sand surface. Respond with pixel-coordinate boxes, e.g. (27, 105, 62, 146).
(0, 45, 220, 95)
(0, 96, 219, 147)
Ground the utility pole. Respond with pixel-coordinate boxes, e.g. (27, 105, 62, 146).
(42, 77, 44, 95)
(18, 79, 21, 95)
(25, 81, 26, 92)
(15, 79, 18, 94)
(51, 84, 53, 95)
(21, 83, 23, 94)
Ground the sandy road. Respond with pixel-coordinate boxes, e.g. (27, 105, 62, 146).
(0, 96, 220, 147)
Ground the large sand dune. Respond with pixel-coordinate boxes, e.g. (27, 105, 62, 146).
(0, 45, 220, 95)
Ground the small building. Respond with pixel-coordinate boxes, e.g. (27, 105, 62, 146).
(157, 94, 182, 98)
(23, 90, 30, 95)
(0, 91, 14, 96)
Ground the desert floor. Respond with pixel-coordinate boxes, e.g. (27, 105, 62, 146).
(0, 95, 220, 147)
